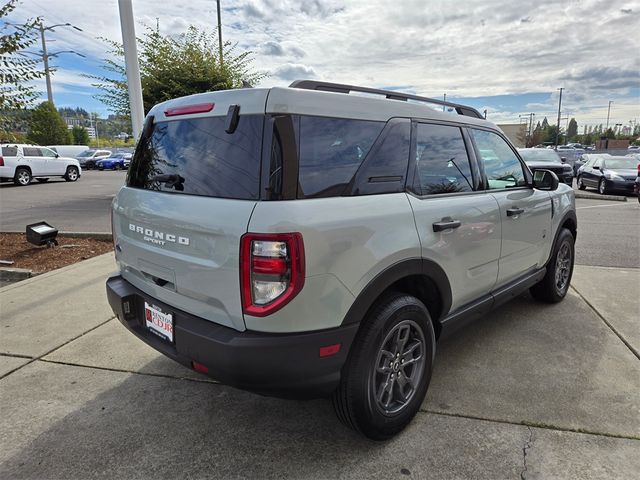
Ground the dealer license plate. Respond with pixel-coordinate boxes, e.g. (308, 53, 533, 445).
(144, 302, 174, 343)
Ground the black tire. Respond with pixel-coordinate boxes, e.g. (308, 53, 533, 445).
(36, 178, 49, 183)
(577, 176, 586, 190)
(530, 228, 575, 303)
(13, 167, 32, 186)
(64, 166, 79, 182)
(332, 293, 435, 440)
(598, 178, 608, 195)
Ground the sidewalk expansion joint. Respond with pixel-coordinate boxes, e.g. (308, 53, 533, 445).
(520, 426, 533, 480)
(569, 285, 640, 361)
(418, 408, 640, 441)
(0, 316, 116, 381)
(37, 358, 220, 385)
(0, 352, 34, 359)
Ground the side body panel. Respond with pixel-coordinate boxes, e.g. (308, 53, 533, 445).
(246, 193, 421, 332)
(490, 188, 552, 286)
(407, 193, 501, 311)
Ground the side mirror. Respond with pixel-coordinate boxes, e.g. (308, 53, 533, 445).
(560, 157, 567, 163)
(55, 153, 59, 158)
(593, 165, 600, 170)
(532, 169, 559, 191)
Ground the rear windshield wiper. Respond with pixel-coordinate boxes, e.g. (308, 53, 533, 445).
(151, 173, 185, 191)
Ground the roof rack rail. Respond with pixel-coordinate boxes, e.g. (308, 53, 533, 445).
(289, 80, 484, 119)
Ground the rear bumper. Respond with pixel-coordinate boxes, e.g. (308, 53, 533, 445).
(106, 275, 358, 399)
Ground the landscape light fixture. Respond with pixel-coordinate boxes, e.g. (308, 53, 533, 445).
(26, 221, 58, 247)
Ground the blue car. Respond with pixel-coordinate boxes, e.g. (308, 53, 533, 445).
(96, 152, 133, 170)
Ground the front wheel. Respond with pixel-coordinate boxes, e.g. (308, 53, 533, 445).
(530, 228, 575, 303)
(333, 293, 435, 440)
(64, 166, 79, 182)
(577, 176, 586, 190)
(598, 178, 608, 195)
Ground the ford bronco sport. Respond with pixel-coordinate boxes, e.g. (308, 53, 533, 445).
(106, 80, 577, 440)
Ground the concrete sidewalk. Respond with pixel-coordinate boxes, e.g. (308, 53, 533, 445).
(1, 254, 638, 479)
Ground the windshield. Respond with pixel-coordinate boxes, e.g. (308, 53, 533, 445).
(518, 149, 561, 162)
(127, 115, 263, 199)
(604, 157, 638, 169)
(77, 150, 95, 157)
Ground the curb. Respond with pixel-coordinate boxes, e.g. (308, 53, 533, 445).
(1, 231, 113, 240)
(574, 192, 628, 202)
(0, 267, 33, 282)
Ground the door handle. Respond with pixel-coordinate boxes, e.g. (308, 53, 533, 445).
(506, 207, 524, 217)
(432, 219, 462, 232)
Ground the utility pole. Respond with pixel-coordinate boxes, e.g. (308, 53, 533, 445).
(528, 112, 535, 146)
(34, 20, 84, 105)
(118, 0, 145, 141)
(217, 0, 224, 66)
(443, 93, 446, 112)
(555, 87, 563, 149)
(605, 101, 613, 131)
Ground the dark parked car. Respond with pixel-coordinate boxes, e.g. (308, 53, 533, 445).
(96, 152, 132, 170)
(573, 153, 611, 176)
(518, 148, 573, 186)
(577, 155, 639, 194)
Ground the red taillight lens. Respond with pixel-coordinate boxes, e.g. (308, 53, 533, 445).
(240, 232, 305, 317)
(0, 156, 4, 167)
(164, 103, 214, 117)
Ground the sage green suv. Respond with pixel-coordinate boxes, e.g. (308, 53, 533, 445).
(107, 81, 577, 440)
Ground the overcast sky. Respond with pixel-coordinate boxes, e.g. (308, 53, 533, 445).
(7, 0, 640, 129)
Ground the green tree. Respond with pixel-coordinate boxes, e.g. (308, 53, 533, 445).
(0, 1, 44, 113)
(27, 101, 71, 145)
(567, 118, 578, 140)
(604, 127, 615, 139)
(87, 24, 266, 116)
(71, 125, 90, 145)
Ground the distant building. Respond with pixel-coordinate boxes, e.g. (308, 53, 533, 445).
(66, 124, 96, 139)
(497, 123, 527, 148)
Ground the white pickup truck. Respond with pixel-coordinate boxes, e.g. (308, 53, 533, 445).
(0, 144, 82, 186)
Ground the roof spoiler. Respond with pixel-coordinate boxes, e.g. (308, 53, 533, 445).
(289, 80, 484, 119)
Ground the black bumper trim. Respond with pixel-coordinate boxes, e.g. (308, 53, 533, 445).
(106, 275, 359, 399)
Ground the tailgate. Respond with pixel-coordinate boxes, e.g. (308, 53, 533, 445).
(113, 187, 255, 331)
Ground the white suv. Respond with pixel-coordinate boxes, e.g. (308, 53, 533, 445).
(106, 81, 577, 440)
(0, 144, 82, 186)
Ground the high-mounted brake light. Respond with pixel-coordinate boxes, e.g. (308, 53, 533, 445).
(240, 233, 305, 317)
(164, 103, 214, 117)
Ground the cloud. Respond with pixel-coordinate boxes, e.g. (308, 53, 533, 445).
(260, 41, 306, 58)
(272, 63, 317, 80)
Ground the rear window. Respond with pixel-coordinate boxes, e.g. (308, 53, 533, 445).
(2, 146, 18, 156)
(128, 115, 263, 199)
(298, 116, 384, 198)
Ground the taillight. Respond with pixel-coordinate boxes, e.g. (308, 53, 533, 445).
(637, 163, 640, 175)
(240, 233, 305, 317)
(0, 156, 4, 167)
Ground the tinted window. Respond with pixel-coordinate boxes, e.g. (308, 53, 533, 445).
(471, 129, 526, 189)
(40, 147, 57, 157)
(2, 146, 18, 156)
(298, 116, 384, 198)
(351, 120, 411, 195)
(413, 123, 473, 195)
(603, 157, 637, 169)
(128, 115, 263, 199)
(23, 147, 41, 156)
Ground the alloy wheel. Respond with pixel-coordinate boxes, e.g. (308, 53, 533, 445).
(555, 241, 572, 294)
(371, 320, 426, 415)
(17, 170, 30, 185)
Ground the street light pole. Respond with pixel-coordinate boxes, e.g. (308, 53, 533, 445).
(555, 87, 563, 149)
(118, 0, 145, 141)
(606, 101, 613, 131)
(217, 0, 223, 67)
(38, 24, 53, 104)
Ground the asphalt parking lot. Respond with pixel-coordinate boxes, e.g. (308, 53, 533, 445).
(1, 179, 638, 479)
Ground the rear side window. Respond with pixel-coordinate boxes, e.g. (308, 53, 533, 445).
(128, 115, 263, 199)
(23, 147, 41, 156)
(298, 116, 384, 198)
(2, 146, 18, 156)
(413, 123, 473, 195)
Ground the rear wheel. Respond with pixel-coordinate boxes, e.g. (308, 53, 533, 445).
(14, 167, 32, 186)
(598, 178, 608, 195)
(530, 228, 574, 303)
(333, 293, 435, 440)
(64, 166, 79, 182)
(577, 176, 586, 190)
